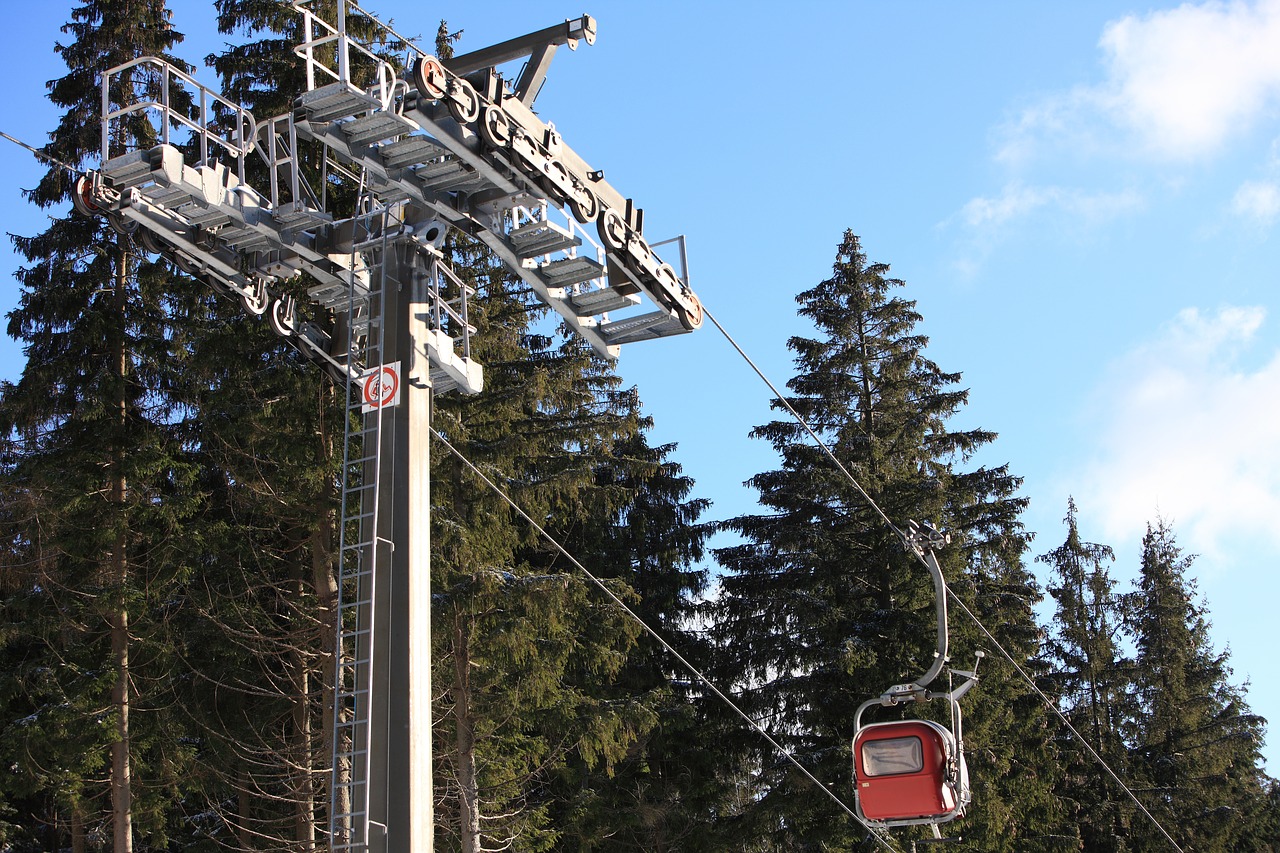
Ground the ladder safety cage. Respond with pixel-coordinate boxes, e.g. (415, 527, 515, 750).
(851, 521, 984, 834)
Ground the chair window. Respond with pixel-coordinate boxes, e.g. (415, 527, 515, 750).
(861, 736, 924, 776)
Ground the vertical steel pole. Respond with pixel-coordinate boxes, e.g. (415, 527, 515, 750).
(368, 239, 433, 852)
(336, 0, 351, 85)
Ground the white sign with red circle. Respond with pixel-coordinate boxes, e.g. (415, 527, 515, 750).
(360, 362, 401, 413)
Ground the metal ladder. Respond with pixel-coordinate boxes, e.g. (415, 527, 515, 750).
(330, 207, 389, 851)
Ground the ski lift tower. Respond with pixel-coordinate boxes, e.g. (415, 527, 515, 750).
(76, 2, 703, 850)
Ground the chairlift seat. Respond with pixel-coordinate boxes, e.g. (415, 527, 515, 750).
(853, 719, 966, 824)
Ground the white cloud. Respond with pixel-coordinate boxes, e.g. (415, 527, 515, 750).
(1074, 305, 1280, 562)
(1231, 180, 1280, 224)
(1003, 0, 1280, 164)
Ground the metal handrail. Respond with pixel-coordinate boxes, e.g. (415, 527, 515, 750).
(292, 0, 398, 111)
(100, 57, 257, 170)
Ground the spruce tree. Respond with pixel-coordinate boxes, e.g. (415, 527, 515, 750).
(713, 230, 1041, 849)
(1125, 519, 1273, 852)
(1037, 498, 1129, 850)
(0, 2, 200, 849)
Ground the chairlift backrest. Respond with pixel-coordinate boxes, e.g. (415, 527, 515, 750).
(853, 719, 967, 826)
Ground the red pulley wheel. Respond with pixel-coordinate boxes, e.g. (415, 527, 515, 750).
(71, 175, 101, 217)
(411, 56, 448, 101)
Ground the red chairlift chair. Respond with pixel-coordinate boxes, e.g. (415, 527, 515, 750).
(850, 522, 982, 835)
(853, 717, 969, 826)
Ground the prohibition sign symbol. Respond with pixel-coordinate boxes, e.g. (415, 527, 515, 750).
(361, 362, 401, 413)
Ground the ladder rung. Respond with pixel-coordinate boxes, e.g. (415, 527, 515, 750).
(335, 686, 371, 698)
(332, 745, 370, 759)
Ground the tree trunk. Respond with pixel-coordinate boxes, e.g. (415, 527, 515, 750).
(238, 771, 253, 850)
(453, 617, 481, 853)
(109, 243, 132, 853)
(311, 408, 346, 844)
(70, 800, 86, 853)
(110, 601, 131, 853)
(292, 562, 317, 850)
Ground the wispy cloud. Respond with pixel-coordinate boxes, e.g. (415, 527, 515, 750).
(955, 183, 1144, 233)
(947, 183, 1144, 277)
(1231, 180, 1280, 225)
(1073, 305, 1280, 562)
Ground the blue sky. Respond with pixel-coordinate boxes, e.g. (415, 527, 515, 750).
(3, 0, 1279, 775)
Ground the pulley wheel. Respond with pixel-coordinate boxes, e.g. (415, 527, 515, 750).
(108, 213, 137, 236)
(242, 283, 269, 317)
(447, 78, 481, 124)
(677, 293, 704, 331)
(479, 104, 512, 148)
(173, 253, 198, 276)
(137, 228, 166, 255)
(411, 55, 448, 101)
(268, 296, 296, 337)
(597, 207, 627, 253)
(570, 183, 598, 225)
(655, 263, 682, 294)
(543, 160, 571, 205)
(71, 175, 100, 218)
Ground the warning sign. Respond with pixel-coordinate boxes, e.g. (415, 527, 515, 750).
(360, 362, 401, 413)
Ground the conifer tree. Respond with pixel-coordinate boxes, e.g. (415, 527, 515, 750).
(1125, 519, 1273, 852)
(712, 231, 1041, 849)
(1037, 499, 1130, 850)
(0, 2, 199, 849)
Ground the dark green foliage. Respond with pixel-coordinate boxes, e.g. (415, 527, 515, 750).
(546, 430, 733, 851)
(1034, 507, 1280, 852)
(428, 240, 686, 851)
